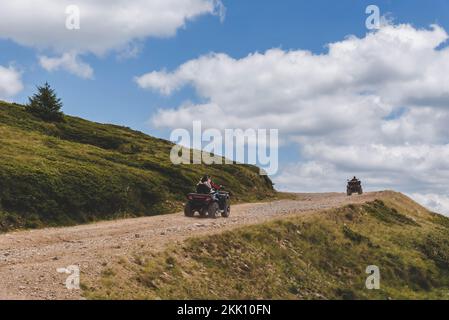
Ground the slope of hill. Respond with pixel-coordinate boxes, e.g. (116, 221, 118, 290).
(0, 101, 274, 232)
(0, 192, 372, 300)
(86, 192, 449, 300)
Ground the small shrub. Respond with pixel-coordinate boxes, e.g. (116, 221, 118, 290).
(343, 226, 366, 244)
(25, 82, 64, 122)
(420, 235, 449, 269)
(364, 200, 419, 226)
(431, 212, 449, 229)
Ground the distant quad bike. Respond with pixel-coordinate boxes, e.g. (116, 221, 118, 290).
(184, 188, 231, 219)
(347, 178, 363, 196)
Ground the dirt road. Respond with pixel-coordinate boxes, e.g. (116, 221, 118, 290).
(0, 192, 380, 300)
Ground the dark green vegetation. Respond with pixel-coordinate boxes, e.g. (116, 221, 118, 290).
(87, 192, 449, 300)
(26, 82, 64, 122)
(0, 101, 274, 232)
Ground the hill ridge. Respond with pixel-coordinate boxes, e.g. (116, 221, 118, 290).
(0, 101, 274, 232)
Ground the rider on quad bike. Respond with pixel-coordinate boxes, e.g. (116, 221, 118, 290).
(184, 175, 231, 219)
(347, 176, 363, 196)
(196, 175, 221, 194)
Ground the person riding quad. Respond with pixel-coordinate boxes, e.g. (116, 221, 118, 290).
(196, 175, 221, 194)
(185, 175, 230, 218)
(347, 176, 363, 195)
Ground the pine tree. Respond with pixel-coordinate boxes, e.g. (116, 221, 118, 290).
(26, 82, 64, 121)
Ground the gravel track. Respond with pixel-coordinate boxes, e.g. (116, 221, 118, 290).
(0, 192, 380, 300)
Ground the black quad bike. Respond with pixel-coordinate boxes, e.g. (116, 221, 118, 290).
(347, 178, 363, 196)
(184, 189, 231, 219)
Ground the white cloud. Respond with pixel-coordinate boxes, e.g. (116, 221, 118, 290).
(138, 24, 449, 132)
(0, 65, 23, 100)
(39, 52, 93, 79)
(275, 162, 344, 193)
(137, 23, 449, 215)
(0, 0, 223, 77)
(410, 193, 449, 216)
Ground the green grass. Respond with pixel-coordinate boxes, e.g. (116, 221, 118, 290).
(85, 192, 449, 300)
(0, 101, 275, 232)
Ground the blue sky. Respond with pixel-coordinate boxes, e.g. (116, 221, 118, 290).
(1, 0, 449, 214)
(1, 0, 447, 131)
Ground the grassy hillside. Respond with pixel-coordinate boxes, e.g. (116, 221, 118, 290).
(86, 192, 449, 300)
(0, 101, 274, 232)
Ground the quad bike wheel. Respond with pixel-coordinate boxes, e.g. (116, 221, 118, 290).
(222, 200, 230, 218)
(208, 202, 220, 219)
(184, 202, 194, 217)
(199, 208, 207, 217)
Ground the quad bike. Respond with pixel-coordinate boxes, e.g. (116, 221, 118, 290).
(347, 178, 363, 196)
(184, 188, 231, 219)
